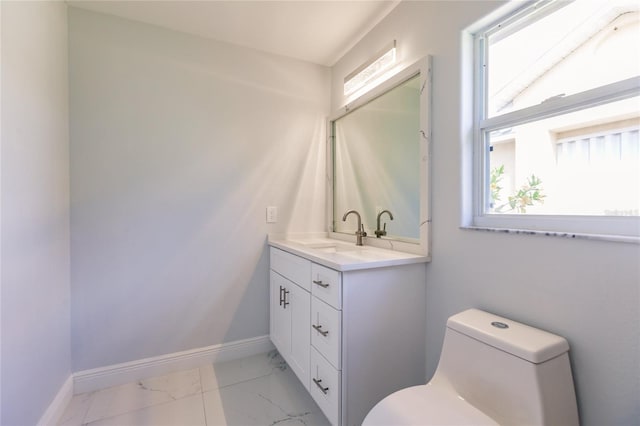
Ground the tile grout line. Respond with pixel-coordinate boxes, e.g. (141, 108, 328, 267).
(56, 392, 92, 426)
(202, 369, 282, 394)
(79, 392, 94, 426)
(199, 365, 209, 426)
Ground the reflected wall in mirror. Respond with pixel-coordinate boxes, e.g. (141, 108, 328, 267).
(329, 56, 431, 256)
(333, 75, 420, 241)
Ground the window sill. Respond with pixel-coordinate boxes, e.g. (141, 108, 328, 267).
(461, 225, 640, 244)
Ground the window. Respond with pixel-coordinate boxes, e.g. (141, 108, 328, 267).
(472, 0, 640, 240)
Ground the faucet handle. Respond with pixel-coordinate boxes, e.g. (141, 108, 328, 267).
(374, 222, 387, 238)
(360, 224, 367, 237)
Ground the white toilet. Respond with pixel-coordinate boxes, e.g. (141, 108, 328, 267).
(363, 309, 579, 425)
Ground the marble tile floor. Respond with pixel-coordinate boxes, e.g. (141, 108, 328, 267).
(58, 351, 330, 426)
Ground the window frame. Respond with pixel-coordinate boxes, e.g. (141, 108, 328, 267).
(471, 0, 640, 241)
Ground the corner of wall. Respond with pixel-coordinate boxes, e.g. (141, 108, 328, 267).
(37, 375, 74, 426)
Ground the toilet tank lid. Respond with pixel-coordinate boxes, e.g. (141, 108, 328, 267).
(447, 309, 570, 363)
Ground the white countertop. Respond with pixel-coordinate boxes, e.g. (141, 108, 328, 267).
(268, 236, 429, 272)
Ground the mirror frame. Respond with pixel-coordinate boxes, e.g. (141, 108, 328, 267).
(327, 56, 432, 257)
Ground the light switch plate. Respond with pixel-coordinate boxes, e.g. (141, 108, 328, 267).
(266, 206, 278, 223)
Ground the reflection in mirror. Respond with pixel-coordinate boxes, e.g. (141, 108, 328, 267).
(333, 74, 421, 242)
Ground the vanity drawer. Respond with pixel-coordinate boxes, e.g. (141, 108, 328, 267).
(310, 347, 341, 426)
(270, 248, 311, 291)
(311, 263, 342, 309)
(311, 297, 342, 370)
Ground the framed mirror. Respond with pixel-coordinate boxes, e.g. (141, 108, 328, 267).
(328, 56, 432, 256)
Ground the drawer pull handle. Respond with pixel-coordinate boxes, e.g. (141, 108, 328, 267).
(312, 324, 329, 336)
(283, 289, 290, 308)
(313, 280, 329, 288)
(279, 286, 284, 306)
(313, 378, 329, 394)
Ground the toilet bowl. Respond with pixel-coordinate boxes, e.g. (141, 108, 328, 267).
(363, 309, 579, 425)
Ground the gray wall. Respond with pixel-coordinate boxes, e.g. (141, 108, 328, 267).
(69, 9, 329, 371)
(331, 1, 640, 425)
(1, 1, 71, 425)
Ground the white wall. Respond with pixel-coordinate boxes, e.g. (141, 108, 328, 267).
(1, 1, 71, 425)
(69, 8, 329, 371)
(331, 2, 640, 425)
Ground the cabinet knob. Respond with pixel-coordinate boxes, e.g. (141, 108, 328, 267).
(313, 377, 329, 394)
(312, 324, 329, 336)
(313, 279, 329, 288)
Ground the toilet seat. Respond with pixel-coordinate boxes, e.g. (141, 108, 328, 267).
(363, 384, 499, 425)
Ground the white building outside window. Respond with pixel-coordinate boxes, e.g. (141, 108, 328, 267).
(472, 0, 640, 239)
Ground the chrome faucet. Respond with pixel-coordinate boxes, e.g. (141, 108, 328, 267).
(375, 210, 394, 238)
(342, 210, 366, 246)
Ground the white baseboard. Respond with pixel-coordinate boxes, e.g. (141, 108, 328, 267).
(73, 335, 274, 394)
(38, 375, 74, 426)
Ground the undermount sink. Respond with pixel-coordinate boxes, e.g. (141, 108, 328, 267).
(295, 240, 364, 253)
(300, 242, 336, 249)
(297, 241, 355, 250)
(315, 245, 361, 253)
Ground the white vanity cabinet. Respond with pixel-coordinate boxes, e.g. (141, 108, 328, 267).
(269, 244, 427, 426)
(270, 248, 311, 390)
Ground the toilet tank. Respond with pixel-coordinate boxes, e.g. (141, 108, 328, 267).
(432, 309, 579, 425)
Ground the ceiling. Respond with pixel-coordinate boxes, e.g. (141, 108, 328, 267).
(67, 0, 401, 66)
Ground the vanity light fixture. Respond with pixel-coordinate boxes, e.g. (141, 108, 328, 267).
(343, 40, 397, 97)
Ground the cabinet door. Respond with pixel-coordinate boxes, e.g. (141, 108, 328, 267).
(288, 281, 311, 390)
(270, 271, 291, 358)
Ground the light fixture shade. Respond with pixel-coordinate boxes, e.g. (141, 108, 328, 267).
(344, 41, 397, 96)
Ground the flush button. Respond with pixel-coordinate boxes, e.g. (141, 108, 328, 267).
(491, 321, 509, 329)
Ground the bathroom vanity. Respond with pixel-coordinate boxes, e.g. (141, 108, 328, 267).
(269, 237, 427, 426)
(268, 54, 432, 425)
